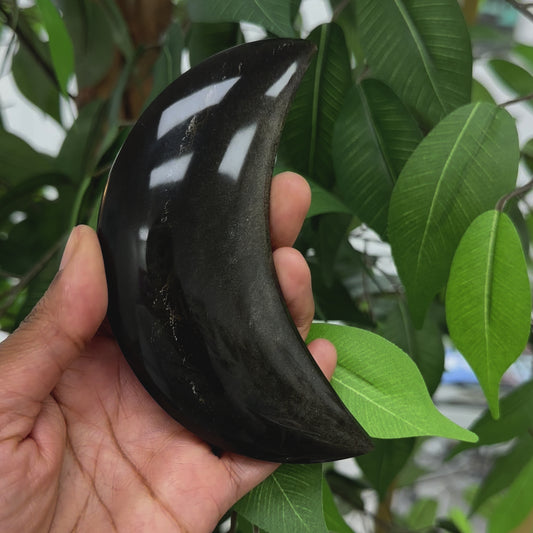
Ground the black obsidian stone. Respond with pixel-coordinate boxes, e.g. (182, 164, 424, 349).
(97, 38, 372, 463)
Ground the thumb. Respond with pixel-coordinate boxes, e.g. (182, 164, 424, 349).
(0, 225, 107, 441)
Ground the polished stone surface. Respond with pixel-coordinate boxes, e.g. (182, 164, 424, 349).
(98, 39, 372, 462)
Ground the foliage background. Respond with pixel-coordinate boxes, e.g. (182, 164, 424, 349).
(1, 0, 533, 531)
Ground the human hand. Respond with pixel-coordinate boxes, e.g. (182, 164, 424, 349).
(0, 171, 337, 533)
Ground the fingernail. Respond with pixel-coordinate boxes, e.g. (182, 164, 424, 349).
(59, 227, 80, 271)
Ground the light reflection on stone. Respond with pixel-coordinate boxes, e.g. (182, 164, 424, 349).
(157, 77, 240, 139)
(218, 124, 258, 181)
(265, 62, 298, 98)
(149, 153, 193, 189)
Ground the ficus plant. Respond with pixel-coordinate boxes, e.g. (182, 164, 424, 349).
(1, 0, 532, 531)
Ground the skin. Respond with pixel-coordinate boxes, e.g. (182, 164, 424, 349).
(0, 172, 337, 533)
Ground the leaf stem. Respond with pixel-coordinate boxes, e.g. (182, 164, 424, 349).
(0, 236, 65, 318)
(93, 163, 113, 179)
(228, 511, 237, 533)
(504, 0, 533, 23)
(332, 0, 350, 21)
(462, 0, 481, 25)
(496, 178, 533, 212)
(499, 91, 533, 107)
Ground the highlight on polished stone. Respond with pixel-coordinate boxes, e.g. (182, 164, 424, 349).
(97, 39, 373, 463)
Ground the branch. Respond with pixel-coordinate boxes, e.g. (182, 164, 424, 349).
(496, 178, 533, 211)
(0, 3, 75, 100)
(499, 91, 533, 107)
(504, 0, 533, 23)
(228, 512, 237, 533)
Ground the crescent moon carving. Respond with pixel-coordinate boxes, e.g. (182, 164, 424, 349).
(97, 38, 372, 463)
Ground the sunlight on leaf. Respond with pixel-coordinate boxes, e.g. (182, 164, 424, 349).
(308, 323, 477, 442)
(389, 103, 519, 326)
(449, 508, 474, 533)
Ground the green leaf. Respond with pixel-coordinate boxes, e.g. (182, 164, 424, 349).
(331, 0, 363, 66)
(14, 244, 62, 324)
(505, 199, 529, 259)
(188, 22, 242, 68)
(514, 43, 533, 72)
(187, 0, 296, 37)
(147, 21, 184, 106)
(307, 180, 352, 218)
(0, 128, 57, 189)
(333, 79, 423, 237)
(488, 455, 533, 533)
(449, 380, 533, 456)
(317, 213, 354, 286)
(0, 183, 74, 277)
(11, 35, 61, 123)
(309, 262, 372, 327)
(0, 173, 69, 221)
(472, 79, 495, 104)
(234, 514, 258, 532)
(405, 498, 438, 530)
(446, 210, 531, 418)
(57, 0, 115, 89)
(389, 103, 519, 326)
(322, 479, 354, 533)
(356, 0, 472, 125)
(395, 446, 429, 488)
(356, 438, 415, 500)
(307, 323, 477, 442)
(99, 0, 134, 60)
(471, 437, 533, 514)
(234, 464, 327, 533)
(380, 300, 444, 396)
(448, 508, 474, 533)
(290, 0, 302, 24)
(57, 101, 107, 183)
(324, 470, 366, 510)
(35, 0, 74, 94)
(523, 138, 533, 175)
(279, 23, 352, 189)
(489, 59, 533, 109)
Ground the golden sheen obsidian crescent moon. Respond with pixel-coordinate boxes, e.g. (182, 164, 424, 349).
(97, 38, 373, 463)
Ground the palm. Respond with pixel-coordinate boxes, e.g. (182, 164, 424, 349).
(0, 173, 336, 533)
(47, 331, 268, 532)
